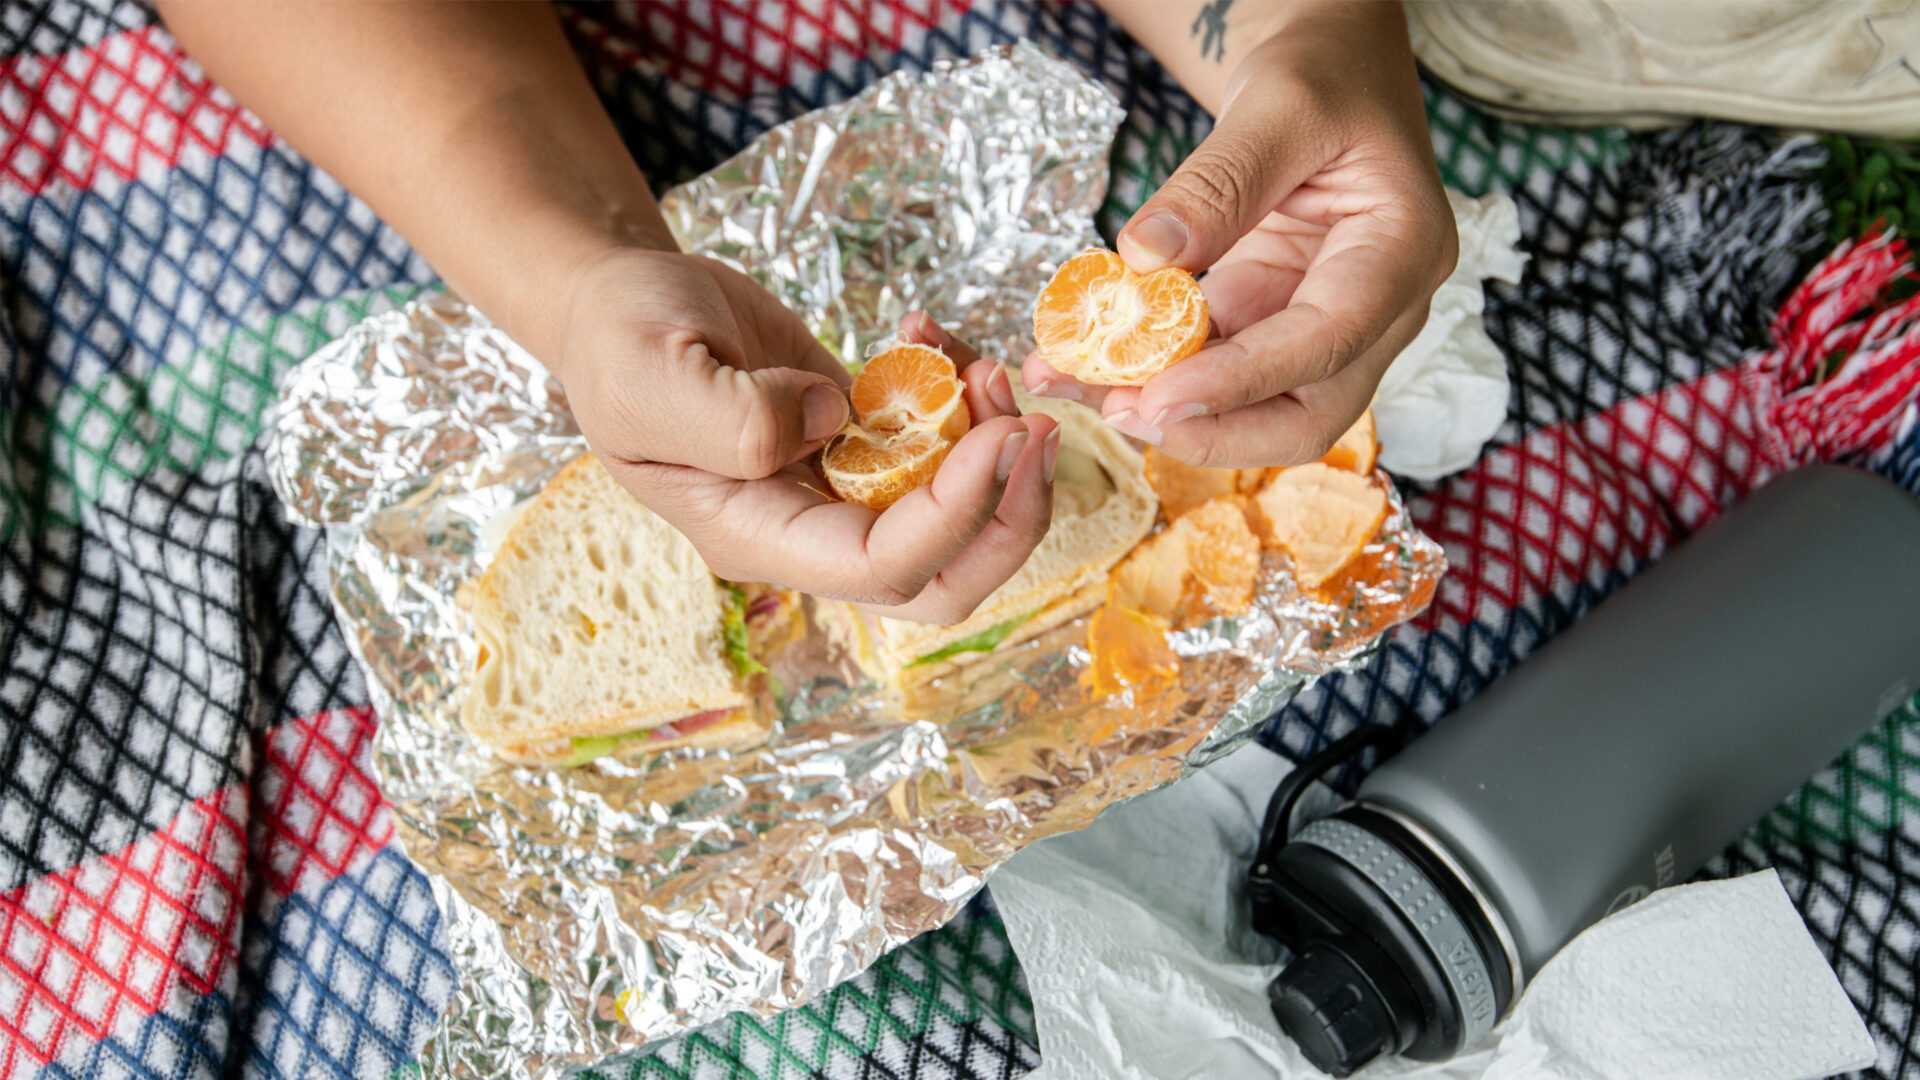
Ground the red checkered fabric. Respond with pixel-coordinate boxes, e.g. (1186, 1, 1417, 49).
(1, 786, 243, 1080)
(1418, 231, 1920, 638)
(0, 25, 269, 195)
(252, 706, 392, 900)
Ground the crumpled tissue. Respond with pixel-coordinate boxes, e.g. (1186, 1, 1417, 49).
(1371, 190, 1527, 481)
(990, 743, 1876, 1080)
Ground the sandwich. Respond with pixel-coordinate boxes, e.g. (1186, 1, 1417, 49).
(460, 452, 796, 766)
(836, 390, 1159, 684)
(463, 390, 1156, 759)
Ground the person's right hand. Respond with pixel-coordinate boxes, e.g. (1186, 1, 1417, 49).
(550, 247, 1059, 624)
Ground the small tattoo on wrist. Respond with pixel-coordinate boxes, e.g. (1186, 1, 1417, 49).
(1192, 0, 1234, 63)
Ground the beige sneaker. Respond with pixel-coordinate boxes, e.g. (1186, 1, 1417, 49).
(1405, 0, 1920, 136)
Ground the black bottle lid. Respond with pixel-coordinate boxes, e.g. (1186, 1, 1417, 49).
(1249, 806, 1515, 1071)
(1267, 945, 1397, 1077)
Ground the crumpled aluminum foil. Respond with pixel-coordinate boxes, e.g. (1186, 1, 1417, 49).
(267, 43, 1445, 1079)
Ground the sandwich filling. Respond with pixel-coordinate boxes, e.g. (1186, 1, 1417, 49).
(557, 707, 745, 766)
(905, 610, 1036, 668)
(558, 583, 799, 765)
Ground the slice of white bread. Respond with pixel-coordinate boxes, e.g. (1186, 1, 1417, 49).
(462, 453, 747, 755)
(872, 390, 1158, 675)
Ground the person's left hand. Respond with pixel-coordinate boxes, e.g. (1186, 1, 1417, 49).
(1026, 2, 1456, 469)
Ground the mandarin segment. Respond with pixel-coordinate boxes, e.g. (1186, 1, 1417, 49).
(1108, 494, 1260, 626)
(1032, 249, 1209, 386)
(849, 342, 970, 441)
(824, 343, 971, 510)
(1110, 526, 1191, 621)
(1249, 463, 1390, 590)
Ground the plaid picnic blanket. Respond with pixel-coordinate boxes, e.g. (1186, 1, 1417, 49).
(3, 2, 1919, 1079)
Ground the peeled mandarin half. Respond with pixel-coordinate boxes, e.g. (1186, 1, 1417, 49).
(1249, 463, 1390, 591)
(1318, 409, 1379, 475)
(849, 343, 970, 443)
(1032, 249, 1209, 386)
(823, 343, 971, 510)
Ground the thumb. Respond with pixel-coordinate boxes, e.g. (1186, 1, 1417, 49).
(637, 348, 850, 480)
(1116, 86, 1317, 274)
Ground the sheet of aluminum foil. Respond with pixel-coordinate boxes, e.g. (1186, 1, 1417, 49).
(267, 42, 1445, 1079)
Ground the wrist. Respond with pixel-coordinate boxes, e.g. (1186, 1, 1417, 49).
(1217, 0, 1410, 114)
(487, 208, 679, 384)
(537, 241, 689, 390)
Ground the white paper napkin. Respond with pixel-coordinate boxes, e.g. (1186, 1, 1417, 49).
(991, 743, 1876, 1080)
(1370, 190, 1527, 482)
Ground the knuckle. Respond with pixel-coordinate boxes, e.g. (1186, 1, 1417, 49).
(700, 555, 748, 582)
(1284, 414, 1346, 467)
(925, 598, 974, 628)
(1025, 497, 1055, 542)
(868, 565, 928, 609)
(1174, 437, 1230, 470)
(732, 390, 787, 479)
(1299, 303, 1366, 383)
(1175, 153, 1251, 222)
(879, 586, 920, 608)
(1172, 142, 1259, 220)
(1303, 424, 1342, 462)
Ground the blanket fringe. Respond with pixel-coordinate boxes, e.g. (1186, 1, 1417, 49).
(1749, 229, 1920, 465)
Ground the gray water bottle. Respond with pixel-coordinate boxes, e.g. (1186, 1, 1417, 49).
(1248, 464, 1920, 1076)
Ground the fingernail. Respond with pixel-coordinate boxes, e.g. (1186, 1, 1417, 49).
(910, 310, 946, 345)
(1042, 427, 1061, 482)
(988, 362, 1018, 415)
(1105, 409, 1163, 447)
(995, 431, 1031, 482)
(802, 384, 850, 442)
(1121, 212, 1188, 269)
(1033, 379, 1086, 406)
(1151, 401, 1206, 427)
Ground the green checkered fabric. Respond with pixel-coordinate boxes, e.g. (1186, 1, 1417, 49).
(4, 287, 421, 540)
(1423, 81, 1635, 196)
(1757, 694, 1920, 851)
(583, 900, 1036, 1080)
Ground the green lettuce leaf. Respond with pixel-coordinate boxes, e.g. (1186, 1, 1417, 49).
(722, 584, 768, 678)
(563, 732, 634, 767)
(905, 610, 1036, 668)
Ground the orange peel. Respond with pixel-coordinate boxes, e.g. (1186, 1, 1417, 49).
(1249, 463, 1390, 591)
